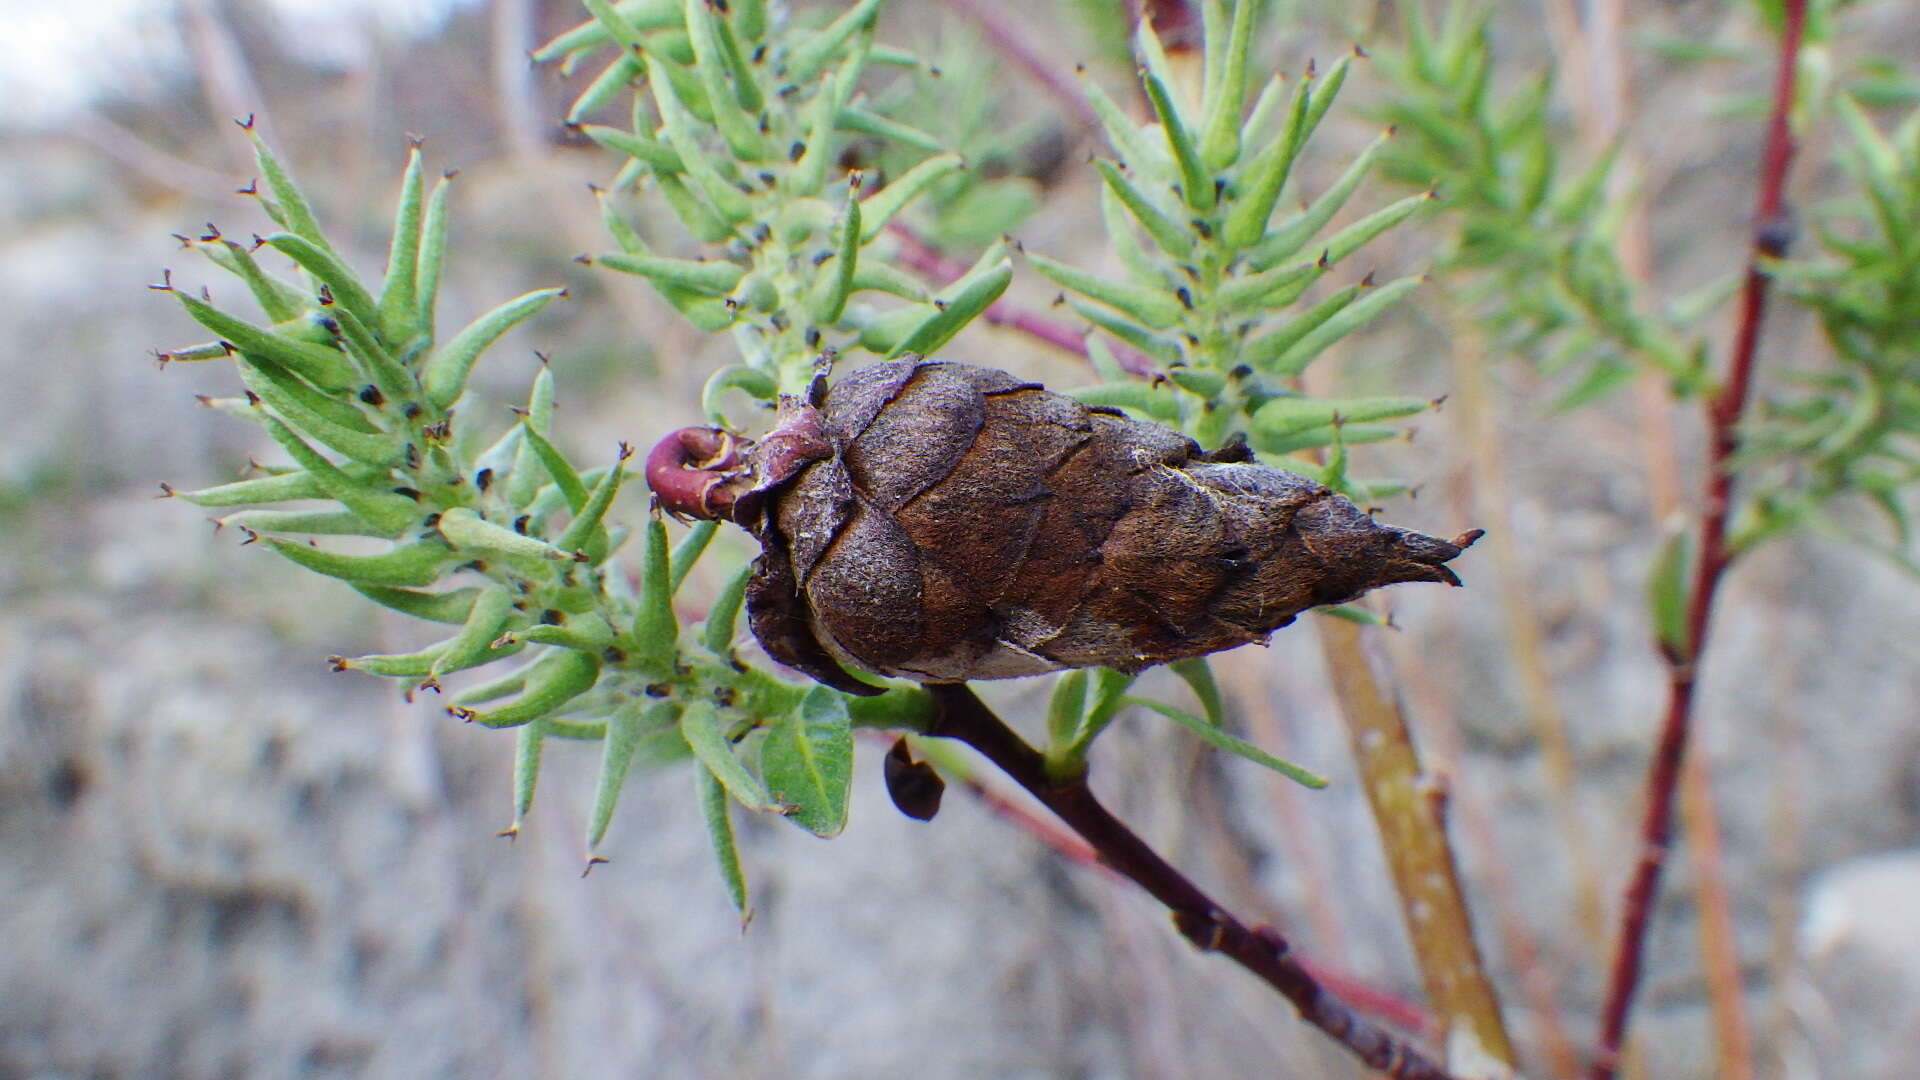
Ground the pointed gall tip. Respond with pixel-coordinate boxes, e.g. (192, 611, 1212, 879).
(328, 656, 351, 672)
(235, 113, 256, 131)
(582, 854, 609, 878)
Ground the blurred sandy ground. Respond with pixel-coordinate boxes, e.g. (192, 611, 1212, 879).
(2, 1, 1919, 1077)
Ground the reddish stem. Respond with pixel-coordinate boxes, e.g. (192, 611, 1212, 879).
(1587, 3, 1806, 1076)
(927, 684, 1455, 1079)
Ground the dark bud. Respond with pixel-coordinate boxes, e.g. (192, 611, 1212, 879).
(359, 385, 386, 406)
(883, 738, 945, 822)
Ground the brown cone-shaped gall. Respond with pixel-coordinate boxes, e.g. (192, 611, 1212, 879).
(648, 358, 1479, 695)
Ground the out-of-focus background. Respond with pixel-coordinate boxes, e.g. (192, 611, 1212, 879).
(2, 1, 1918, 1077)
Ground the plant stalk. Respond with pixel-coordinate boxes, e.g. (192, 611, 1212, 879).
(1587, 2, 1807, 1075)
(926, 683, 1459, 1080)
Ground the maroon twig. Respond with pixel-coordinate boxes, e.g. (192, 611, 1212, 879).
(885, 223, 1157, 376)
(926, 684, 1455, 1079)
(1587, 3, 1808, 1076)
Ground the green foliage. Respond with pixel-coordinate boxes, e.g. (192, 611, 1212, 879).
(1370, 4, 1715, 405)
(1748, 95, 1920, 567)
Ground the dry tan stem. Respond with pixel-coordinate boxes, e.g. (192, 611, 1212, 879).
(1314, 617, 1516, 1072)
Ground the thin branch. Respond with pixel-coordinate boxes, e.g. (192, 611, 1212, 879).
(1587, 2, 1808, 1076)
(926, 684, 1459, 1080)
(1315, 618, 1517, 1070)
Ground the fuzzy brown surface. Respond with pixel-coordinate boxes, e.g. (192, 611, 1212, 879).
(746, 359, 1470, 686)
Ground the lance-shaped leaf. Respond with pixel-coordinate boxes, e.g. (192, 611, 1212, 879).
(173, 291, 359, 391)
(535, 0, 681, 60)
(555, 445, 630, 558)
(1080, 70, 1163, 175)
(1648, 526, 1696, 662)
(568, 53, 645, 125)
(1322, 191, 1433, 268)
(890, 258, 1012, 358)
(168, 469, 327, 507)
(694, 763, 751, 923)
(1261, 274, 1423, 376)
(584, 698, 664, 861)
(761, 685, 853, 837)
(256, 415, 418, 533)
(669, 520, 718, 593)
(1198, 0, 1256, 171)
(197, 238, 304, 324)
(1253, 394, 1431, 439)
(1249, 128, 1393, 271)
(422, 287, 565, 409)
(264, 537, 450, 587)
(352, 584, 484, 625)
(1065, 382, 1183, 424)
(375, 147, 426, 342)
(683, 0, 766, 159)
(1219, 256, 1324, 314)
(582, 123, 684, 173)
(428, 583, 520, 682)
(505, 367, 557, 509)
(1143, 72, 1214, 213)
(632, 517, 677, 677)
(437, 507, 580, 563)
(1222, 66, 1312, 248)
(1094, 160, 1192, 257)
(1169, 657, 1226, 728)
(219, 508, 385, 537)
(680, 701, 778, 811)
(1026, 251, 1184, 330)
(519, 424, 590, 514)
(415, 172, 454, 339)
(858, 153, 963, 242)
(1045, 669, 1090, 751)
(784, 0, 884, 85)
(702, 563, 751, 657)
(812, 186, 863, 325)
(1062, 294, 1183, 368)
(249, 132, 335, 257)
(837, 106, 945, 154)
(647, 56, 754, 224)
(1127, 697, 1328, 788)
(511, 612, 618, 653)
(262, 232, 379, 332)
(848, 262, 931, 303)
(1251, 421, 1398, 456)
(456, 647, 602, 730)
(234, 350, 380, 435)
(596, 252, 745, 296)
(504, 719, 547, 837)
(241, 362, 402, 469)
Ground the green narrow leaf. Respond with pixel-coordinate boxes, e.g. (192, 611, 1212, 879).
(583, 123, 683, 173)
(554, 446, 629, 557)
(890, 259, 1012, 358)
(168, 469, 327, 507)
(784, 0, 885, 85)
(1094, 159, 1193, 256)
(1080, 71, 1162, 174)
(569, 53, 645, 125)
(1248, 128, 1392, 270)
(1127, 697, 1327, 788)
(249, 133, 335, 256)
(1221, 67, 1312, 249)
(1198, 0, 1256, 171)
(1263, 274, 1423, 376)
(506, 719, 547, 837)
(505, 367, 557, 509)
(812, 183, 862, 324)
(633, 516, 677, 676)
(262, 232, 380, 332)
(329, 306, 416, 405)
(695, 763, 751, 923)
(238, 360, 402, 469)
(256, 415, 418, 533)
(415, 172, 454, 339)
(375, 146, 426, 342)
(584, 699, 657, 859)
(1062, 294, 1183, 367)
(1322, 191, 1433, 267)
(428, 582, 519, 682)
(1168, 657, 1225, 727)
(1045, 669, 1090, 749)
(351, 584, 483, 625)
(1252, 394, 1429, 439)
(437, 506, 580, 562)
(680, 701, 777, 811)
(702, 563, 752, 657)
(422, 287, 565, 409)
(1648, 524, 1695, 660)
(669, 520, 719, 593)
(172, 291, 359, 391)
(761, 685, 853, 837)
(1025, 252, 1184, 330)
(458, 648, 602, 730)
(201, 238, 304, 324)
(263, 537, 450, 587)
(519, 424, 590, 513)
(683, 0, 767, 159)
(596, 252, 745, 295)
(858, 153, 964, 242)
(647, 55, 754, 224)
(218, 508, 385, 537)
(1143, 72, 1214, 212)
